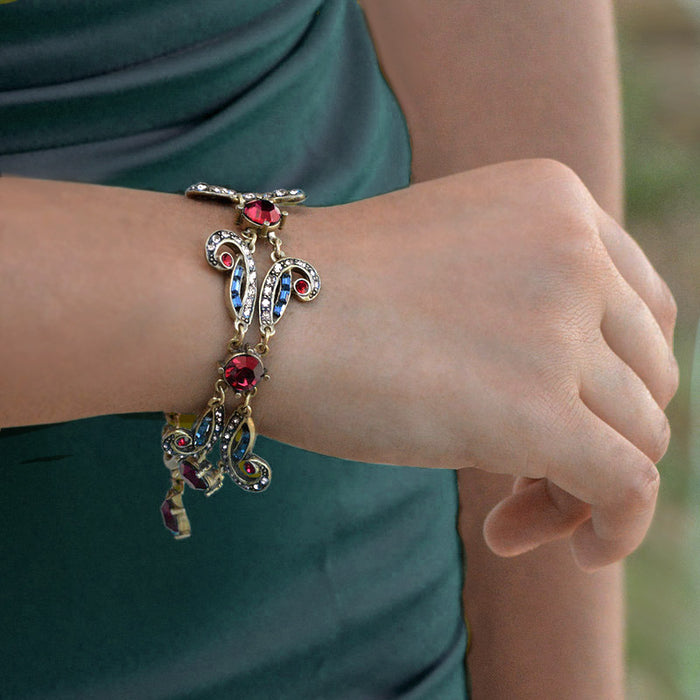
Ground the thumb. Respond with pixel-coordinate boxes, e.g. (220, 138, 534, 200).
(483, 478, 591, 557)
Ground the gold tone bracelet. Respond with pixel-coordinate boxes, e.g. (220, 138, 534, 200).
(160, 183, 320, 539)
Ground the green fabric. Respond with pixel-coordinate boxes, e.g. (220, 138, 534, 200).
(0, 1, 469, 697)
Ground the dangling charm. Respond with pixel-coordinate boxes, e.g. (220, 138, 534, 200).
(159, 183, 319, 538)
(160, 453, 192, 539)
(162, 404, 225, 458)
(220, 409, 271, 492)
(179, 457, 225, 496)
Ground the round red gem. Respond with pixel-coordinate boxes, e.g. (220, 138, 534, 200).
(220, 252, 233, 268)
(176, 437, 188, 447)
(243, 199, 281, 226)
(223, 353, 264, 392)
(244, 462, 256, 475)
(294, 278, 310, 295)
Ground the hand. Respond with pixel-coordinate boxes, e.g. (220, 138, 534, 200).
(261, 158, 679, 570)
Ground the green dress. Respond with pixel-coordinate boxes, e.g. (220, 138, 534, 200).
(0, 1, 469, 697)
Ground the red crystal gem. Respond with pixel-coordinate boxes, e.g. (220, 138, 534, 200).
(176, 437, 188, 447)
(243, 199, 281, 226)
(220, 252, 234, 268)
(294, 278, 310, 295)
(160, 499, 180, 534)
(244, 462, 256, 475)
(223, 353, 264, 392)
(180, 460, 209, 491)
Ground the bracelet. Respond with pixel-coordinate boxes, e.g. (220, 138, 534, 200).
(159, 183, 320, 539)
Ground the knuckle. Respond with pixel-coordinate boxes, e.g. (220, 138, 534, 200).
(529, 158, 581, 185)
(656, 282, 679, 333)
(669, 355, 680, 395)
(526, 159, 594, 216)
(648, 413, 672, 463)
(660, 279, 678, 323)
(618, 463, 660, 515)
(658, 351, 680, 409)
(658, 357, 680, 409)
(548, 215, 605, 276)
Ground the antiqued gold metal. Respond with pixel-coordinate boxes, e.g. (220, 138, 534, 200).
(159, 182, 319, 539)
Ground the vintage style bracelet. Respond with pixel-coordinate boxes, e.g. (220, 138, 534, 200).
(159, 183, 320, 539)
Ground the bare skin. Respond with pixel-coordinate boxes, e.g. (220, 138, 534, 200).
(0, 160, 677, 566)
(361, 0, 678, 696)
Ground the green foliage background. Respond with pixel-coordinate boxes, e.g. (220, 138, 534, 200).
(617, 1, 700, 697)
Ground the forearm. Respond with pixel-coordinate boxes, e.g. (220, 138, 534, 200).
(363, 0, 627, 693)
(362, 0, 623, 218)
(459, 472, 625, 698)
(0, 175, 267, 424)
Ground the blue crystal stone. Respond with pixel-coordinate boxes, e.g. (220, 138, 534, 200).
(194, 414, 213, 447)
(230, 261, 246, 311)
(232, 424, 251, 462)
(273, 272, 292, 319)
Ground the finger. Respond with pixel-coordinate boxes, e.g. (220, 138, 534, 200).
(544, 400, 660, 570)
(600, 259, 679, 410)
(484, 479, 591, 556)
(597, 210, 678, 353)
(512, 476, 537, 493)
(579, 333, 671, 462)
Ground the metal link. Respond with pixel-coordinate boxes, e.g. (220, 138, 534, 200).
(267, 230, 286, 262)
(238, 227, 257, 253)
(237, 388, 256, 416)
(207, 379, 228, 407)
(226, 321, 247, 354)
(254, 326, 275, 356)
(164, 412, 181, 429)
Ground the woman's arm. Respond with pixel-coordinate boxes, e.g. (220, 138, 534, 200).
(0, 0, 676, 578)
(361, 0, 638, 696)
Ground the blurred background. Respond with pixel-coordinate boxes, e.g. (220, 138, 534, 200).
(615, 0, 700, 697)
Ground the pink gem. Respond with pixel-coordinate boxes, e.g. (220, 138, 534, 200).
(176, 437, 188, 447)
(160, 499, 180, 534)
(180, 460, 209, 491)
(244, 462, 256, 475)
(294, 278, 309, 295)
(243, 199, 281, 226)
(221, 252, 233, 268)
(223, 353, 264, 392)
